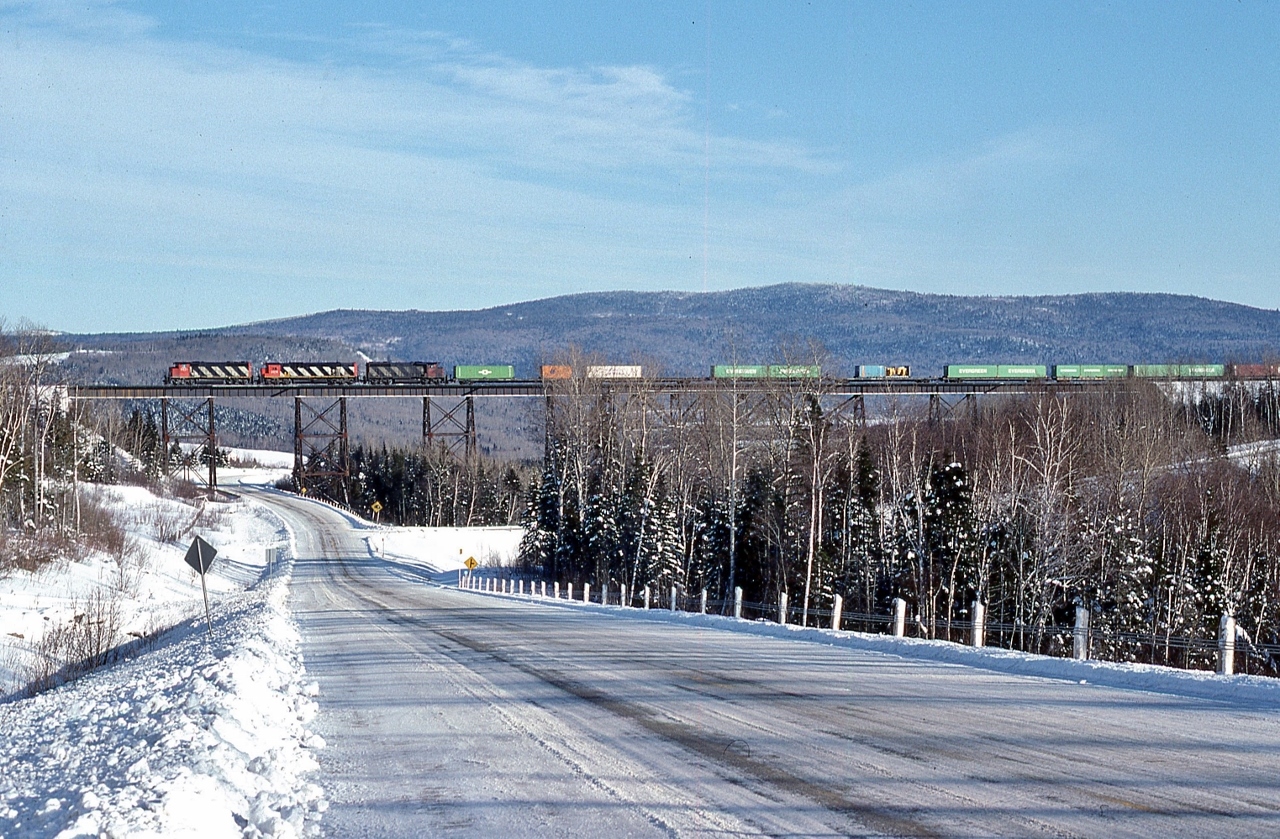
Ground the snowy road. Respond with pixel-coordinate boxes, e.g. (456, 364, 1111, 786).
(255, 490, 1280, 838)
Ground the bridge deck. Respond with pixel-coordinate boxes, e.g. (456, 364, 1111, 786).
(68, 378, 1152, 399)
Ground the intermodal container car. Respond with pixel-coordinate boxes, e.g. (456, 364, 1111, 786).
(768, 365, 821, 379)
(712, 364, 768, 379)
(1230, 364, 1280, 378)
(586, 365, 643, 379)
(997, 365, 1047, 379)
(454, 365, 516, 381)
(540, 365, 573, 380)
(1132, 364, 1226, 378)
(166, 362, 253, 383)
(365, 361, 446, 382)
(260, 362, 358, 380)
(856, 365, 911, 378)
(945, 365, 998, 379)
(1053, 364, 1129, 379)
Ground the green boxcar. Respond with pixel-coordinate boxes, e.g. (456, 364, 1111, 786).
(767, 365, 822, 379)
(1133, 364, 1225, 378)
(996, 365, 1047, 379)
(1054, 364, 1130, 379)
(945, 365, 999, 379)
(712, 364, 769, 379)
(454, 364, 516, 381)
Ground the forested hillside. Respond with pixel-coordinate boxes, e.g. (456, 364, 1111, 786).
(66, 284, 1280, 379)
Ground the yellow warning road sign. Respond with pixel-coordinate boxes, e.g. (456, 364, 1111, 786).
(371, 501, 383, 513)
(464, 557, 478, 570)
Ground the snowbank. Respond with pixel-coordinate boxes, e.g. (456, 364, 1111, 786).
(0, 485, 288, 694)
(0, 562, 324, 838)
(0, 479, 326, 837)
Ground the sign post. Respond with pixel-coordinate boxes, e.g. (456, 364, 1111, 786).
(183, 536, 219, 633)
(371, 500, 383, 522)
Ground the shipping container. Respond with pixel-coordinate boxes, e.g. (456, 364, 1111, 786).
(885, 365, 911, 377)
(945, 365, 998, 379)
(260, 362, 358, 380)
(768, 365, 821, 379)
(166, 362, 253, 383)
(712, 364, 768, 379)
(454, 364, 516, 381)
(996, 365, 1048, 379)
(586, 365, 643, 379)
(540, 365, 573, 380)
(856, 365, 886, 378)
(1053, 364, 1129, 379)
(1133, 364, 1226, 378)
(1229, 364, 1280, 378)
(365, 361, 446, 382)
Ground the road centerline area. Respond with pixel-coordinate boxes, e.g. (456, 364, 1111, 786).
(250, 489, 1280, 838)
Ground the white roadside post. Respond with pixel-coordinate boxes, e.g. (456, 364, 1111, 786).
(700, 589, 707, 614)
(734, 587, 743, 619)
(778, 591, 788, 625)
(621, 583, 629, 607)
(568, 582, 574, 601)
(554, 581, 560, 599)
(971, 601, 985, 647)
(892, 597, 907, 638)
(670, 585, 678, 611)
(518, 579, 524, 596)
(831, 593, 843, 631)
(1219, 613, 1236, 676)
(583, 583, 591, 603)
(644, 585, 651, 610)
(1073, 606, 1090, 660)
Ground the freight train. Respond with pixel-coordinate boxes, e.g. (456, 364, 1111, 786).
(165, 360, 1280, 385)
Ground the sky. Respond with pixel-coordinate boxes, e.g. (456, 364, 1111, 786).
(1, 1, 1278, 333)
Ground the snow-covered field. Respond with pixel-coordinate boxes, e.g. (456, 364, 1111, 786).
(0, 476, 324, 838)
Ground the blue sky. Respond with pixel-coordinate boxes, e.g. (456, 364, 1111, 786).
(2, 1, 1277, 333)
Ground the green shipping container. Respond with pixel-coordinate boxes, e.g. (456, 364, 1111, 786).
(945, 365, 998, 379)
(767, 365, 822, 379)
(1054, 364, 1129, 379)
(454, 364, 516, 381)
(712, 364, 768, 379)
(997, 365, 1048, 379)
(1133, 364, 1225, 378)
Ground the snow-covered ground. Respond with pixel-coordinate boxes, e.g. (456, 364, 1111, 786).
(363, 525, 523, 575)
(0, 475, 324, 838)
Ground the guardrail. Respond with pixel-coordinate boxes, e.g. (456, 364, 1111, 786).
(457, 572, 1280, 678)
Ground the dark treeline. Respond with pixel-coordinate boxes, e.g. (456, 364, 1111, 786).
(344, 445, 533, 528)
(517, 374, 1280, 671)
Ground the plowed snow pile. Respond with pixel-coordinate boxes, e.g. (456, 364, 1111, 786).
(0, 479, 325, 838)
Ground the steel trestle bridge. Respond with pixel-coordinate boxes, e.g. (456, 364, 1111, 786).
(67, 376, 1216, 496)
